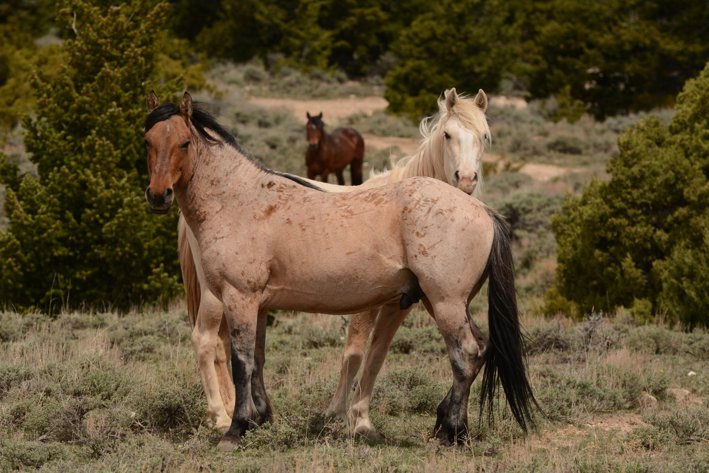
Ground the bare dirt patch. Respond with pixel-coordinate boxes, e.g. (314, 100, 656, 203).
(249, 96, 388, 123)
(519, 163, 573, 182)
(362, 133, 419, 156)
(529, 413, 650, 451)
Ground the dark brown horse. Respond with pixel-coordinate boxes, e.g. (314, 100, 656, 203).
(305, 112, 364, 185)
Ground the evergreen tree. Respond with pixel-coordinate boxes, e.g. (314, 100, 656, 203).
(524, 0, 709, 119)
(0, 0, 188, 313)
(550, 63, 709, 327)
(384, 0, 522, 119)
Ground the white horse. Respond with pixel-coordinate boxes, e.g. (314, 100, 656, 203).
(178, 89, 493, 434)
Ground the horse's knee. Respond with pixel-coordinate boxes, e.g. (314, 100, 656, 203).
(341, 350, 363, 374)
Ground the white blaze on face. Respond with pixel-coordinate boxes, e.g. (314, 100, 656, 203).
(443, 119, 480, 195)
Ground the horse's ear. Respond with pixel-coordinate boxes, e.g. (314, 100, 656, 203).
(147, 91, 160, 113)
(444, 88, 458, 111)
(317, 112, 323, 119)
(307, 112, 311, 119)
(474, 89, 488, 112)
(179, 91, 193, 122)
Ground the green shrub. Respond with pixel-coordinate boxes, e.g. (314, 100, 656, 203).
(643, 405, 709, 445)
(107, 311, 191, 361)
(551, 65, 709, 326)
(0, 439, 75, 471)
(0, 0, 204, 313)
(0, 365, 32, 398)
(129, 377, 204, 433)
(0, 311, 42, 342)
(375, 367, 444, 415)
(390, 325, 444, 355)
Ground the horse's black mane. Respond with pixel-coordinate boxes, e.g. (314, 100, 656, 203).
(145, 102, 322, 191)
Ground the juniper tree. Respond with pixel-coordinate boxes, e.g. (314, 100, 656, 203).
(0, 0, 193, 312)
(550, 64, 709, 327)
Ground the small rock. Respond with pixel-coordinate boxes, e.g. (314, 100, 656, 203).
(687, 371, 696, 377)
(638, 391, 658, 409)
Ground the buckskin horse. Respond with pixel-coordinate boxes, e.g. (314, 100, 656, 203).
(179, 88, 494, 434)
(144, 91, 536, 450)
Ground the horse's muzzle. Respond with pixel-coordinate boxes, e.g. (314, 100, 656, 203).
(455, 171, 478, 195)
(145, 186, 174, 214)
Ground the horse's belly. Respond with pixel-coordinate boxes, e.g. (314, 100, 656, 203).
(262, 267, 415, 314)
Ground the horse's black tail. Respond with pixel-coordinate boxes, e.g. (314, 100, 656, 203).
(478, 208, 539, 432)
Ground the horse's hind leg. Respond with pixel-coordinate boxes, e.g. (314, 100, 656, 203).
(426, 300, 484, 445)
(216, 315, 235, 418)
(251, 309, 273, 424)
(335, 170, 345, 185)
(349, 302, 411, 439)
(325, 308, 379, 420)
(192, 291, 232, 433)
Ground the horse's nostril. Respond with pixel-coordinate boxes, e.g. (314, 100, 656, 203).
(454, 171, 460, 181)
(165, 188, 173, 198)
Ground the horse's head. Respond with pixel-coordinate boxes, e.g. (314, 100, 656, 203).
(306, 112, 324, 146)
(143, 91, 195, 214)
(436, 88, 490, 195)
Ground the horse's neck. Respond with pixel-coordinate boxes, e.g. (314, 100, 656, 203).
(176, 144, 265, 227)
(305, 145, 320, 164)
(393, 143, 444, 183)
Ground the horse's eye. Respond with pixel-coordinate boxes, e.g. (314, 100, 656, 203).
(180, 141, 190, 151)
(443, 131, 451, 140)
(144, 139, 150, 149)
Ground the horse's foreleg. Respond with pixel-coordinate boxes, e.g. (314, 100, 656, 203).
(349, 303, 411, 439)
(428, 300, 483, 446)
(218, 290, 261, 451)
(192, 291, 232, 433)
(335, 170, 345, 185)
(325, 309, 379, 420)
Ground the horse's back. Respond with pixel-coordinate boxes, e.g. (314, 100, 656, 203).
(332, 128, 364, 154)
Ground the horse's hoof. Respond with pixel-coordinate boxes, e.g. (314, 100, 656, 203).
(354, 425, 385, 443)
(215, 420, 232, 435)
(324, 405, 348, 422)
(216, 434, 241, 452)
(433, 429, 467, 447)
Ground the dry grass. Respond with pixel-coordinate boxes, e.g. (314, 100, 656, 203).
(0, 307, 707, 472)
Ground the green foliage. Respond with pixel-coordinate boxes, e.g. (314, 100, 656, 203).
(524, 0, 709, 119)
(384, 0, 521, 119)
(169, 1, 709, 119)
(0, 0, 199, 313)
(195, 0, 427, 78)
(0, 0, 65, 137)
(551, 64, 709, 326)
